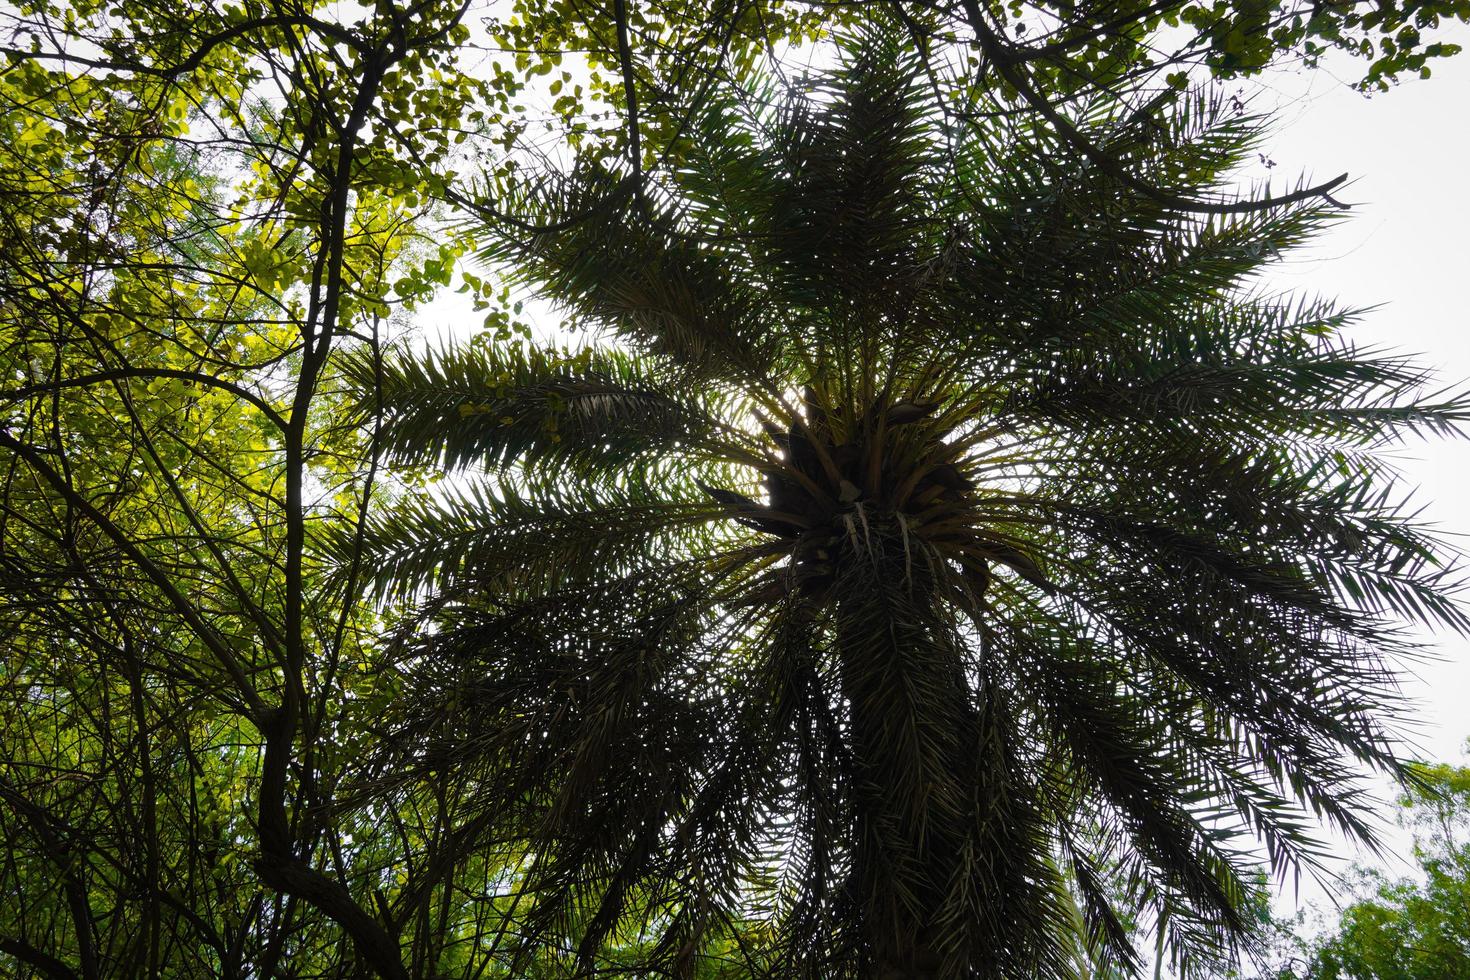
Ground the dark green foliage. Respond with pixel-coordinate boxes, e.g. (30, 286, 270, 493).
(970, 0, 1470, 91)
(349, 28, 1470, 980)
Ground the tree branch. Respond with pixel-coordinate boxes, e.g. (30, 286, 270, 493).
(956, 0, 1349, 215)
(0, 935, 77, 980)
(613, 0, 646, 206)
(0, 430, 268, 719)
(0, 368, 288, 433)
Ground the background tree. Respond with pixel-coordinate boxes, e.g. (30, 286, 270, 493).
(0, 1, 495, 975)
(347, 26, 1470, 979)
(1250, 755, 1470, 979)
(457, 0, 1470, 236)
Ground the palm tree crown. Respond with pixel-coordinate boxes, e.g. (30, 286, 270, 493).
(347, 30, 1469, 980)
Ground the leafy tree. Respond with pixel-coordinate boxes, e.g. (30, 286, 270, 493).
(349, 25, 1470, 980)
(465, 0, 1470, 239)
(0, 1, 496, 976)
(1252, 756, 1470, 979)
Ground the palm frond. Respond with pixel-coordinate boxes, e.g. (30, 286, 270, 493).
(340, 341, 740, 476)
(325, 480, 729, 602)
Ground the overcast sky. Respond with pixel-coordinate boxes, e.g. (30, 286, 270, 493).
(1248, 31, 1470, 769)
(1215, 29, 1470, 924)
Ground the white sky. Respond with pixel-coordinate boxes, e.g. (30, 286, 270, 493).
(1248, 35, 1470, 766)
(1219, 27, 1470, 928)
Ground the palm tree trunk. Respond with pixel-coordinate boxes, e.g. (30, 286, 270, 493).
(835, 541, 976, 979)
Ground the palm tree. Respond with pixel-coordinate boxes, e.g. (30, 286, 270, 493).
(345, 29, 1469, 979)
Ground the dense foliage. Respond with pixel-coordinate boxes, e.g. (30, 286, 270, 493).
(2, 0, 1468, 977)
(1260, 759, 1470, 980)
(0, 1, 486, 975)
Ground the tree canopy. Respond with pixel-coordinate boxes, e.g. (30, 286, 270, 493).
(346, 24, 1470, 977)
(1254, 756, 1470, 980)
(1, 0, 1468, 978)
